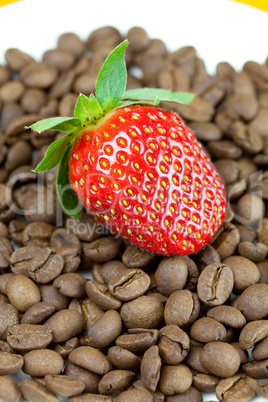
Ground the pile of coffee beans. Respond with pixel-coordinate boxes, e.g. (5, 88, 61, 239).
(1, 25, 268, 401)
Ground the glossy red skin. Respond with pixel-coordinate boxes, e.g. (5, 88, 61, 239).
(69, 105, 226, 256)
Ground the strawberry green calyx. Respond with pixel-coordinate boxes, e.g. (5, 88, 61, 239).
(28, 40, 195, 220)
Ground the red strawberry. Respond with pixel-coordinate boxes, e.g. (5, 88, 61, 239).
(30, 40, 226, 256)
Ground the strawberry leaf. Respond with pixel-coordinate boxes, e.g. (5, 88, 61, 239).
(33, 133, 72, 172)
(28, 116, 82, 133)
(56, 145, 82, 220)
(95, 40, 128, 113)
(74, 94, 104, 125)
(122, 88, 195, 104)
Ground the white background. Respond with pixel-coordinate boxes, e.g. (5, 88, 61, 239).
(0, 0, 268, 400)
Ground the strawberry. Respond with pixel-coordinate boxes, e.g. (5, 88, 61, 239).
(30, 40, 226, 256)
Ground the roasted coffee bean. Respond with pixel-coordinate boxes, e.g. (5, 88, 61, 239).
(85, 280, 122, 310)
(69, 345, 112, 375)
(257, 379, 268, 398)
(140, 345, 161, 392)
(5, 48, 35, 72)
(165, 386, 203, 402)
(192, 372, 220, 392)
(0, 376, 22, 402)
(6, 274, 41, 312)
(238, 241, 267, 262)
(108, 268, 151, 301)
(215, 373, 257, 401)
(64, 363, 100, 393)
(223, 255, 260, 293)
(236, 284, 268, 320)
(122, 244, 156, 268)
(154, 257, 188, 296)
(200, 342, 240, 377)
(7, 324, 53, 351)
(120, 295, 164, 329)
(0, 222, 8, 237)
(108, 346, 141, 371)
(85, 309, 122, 348)
(197, 263, 234, 306)
(116, 389, 153, 402)
(40, 284, 69, 311)
(242, 359, 268, 379)
(44, 374, 85, 397)
(98, 370, 135, 396)
(190, 317, 227, 343)
(8, 219, 27, 245)
(115, 328, 159, 354)
(50, 227, 81, 250)
(23, 349, 64, 377)
(189, 121, 222, 141)
(211, 222, 240, 260)
(21, 222, 54, 248)
(20, 378, 59, 402)
(164, 290, 200, 328)
(100, 260, 128, 284)
(213, 159, 240, 185)
(53, 273, 86, 298)
(0, 236, 13, 269)
(158, 364, 193, 395)
(44, 309, 85, 343)
(158, 324, 190, 365)
(207, 305, 246, 328)
(83, 236, 122, 262)
(130, 379, 165, 401)
(0, 303, 19, 340)
(239, 320, 268, 350)
(0, 351, 24, 375)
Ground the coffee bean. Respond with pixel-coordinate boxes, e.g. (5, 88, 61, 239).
(108, 346, 141, 371)
(69, 345, 112, 375)
(238, 241, 267, 262)
(207, 305, 246, 328)
(116, 389, 153, 402)
(53, 273, 86, 298)
(64, 363, 100, 393)
(85, 280, 122, 310)
(242, 359, 268, 379)
(213, 159, 240, 185)
(0, 303, 19, 340)
(223, 255, 260, 293)
(5, 48, 35, 72)
(20, 378, 59, 402)
(44, 374, 85, 397)
(0, 351, 24, 375)
(239, 320, 268, 350)
(0, 236, 13, 270)
(190, 317, 227, 343)
(21, 88, 47, 113)
(158, 324, 190, 365)
(0, 376, 22, 402)
(120, 295, 164, 329)
(86, 309, 122, 348)
(98, 370, 135, 396)
(197, 263, 234, 306)
(185, 346, 210, 374)
(140, 345, 161, 392)
(7, 324, 53, 351)
(0, 81, 25, 104)
(116, 328, 159, 354)
(83, 236, 122, 262)
(122, 244, 156, 268)
(6, 274, 41, 312)
(22, 222, 54, 248)
(164, 290, 200, 328)
(257, 379, 268, 398)
(165, 386, 203, 402)
(130, 379, 165, 401)
(21, 62, 58, 88)
(154, 257, 188, 296)
(23, 349, 64, 377)
(44, 309, 85, 343)
(8, 219, 27, 245)
(158, 364, 192, 395)
(52, 336, 80, 360)
(192, 373, 220, 392)
(100, 260, 128, 284)
(215, 373, 257, 401)
(236, 284, 268, 320)
(108, 268, 151, 301)
(200, 342, 240, 378)
(40, 284, 69, 311)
